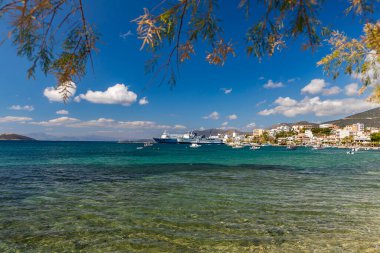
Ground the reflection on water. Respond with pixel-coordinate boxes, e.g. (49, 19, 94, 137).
(0, 142, 380, 252)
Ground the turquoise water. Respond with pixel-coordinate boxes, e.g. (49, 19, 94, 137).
(0, 141, 380, 252)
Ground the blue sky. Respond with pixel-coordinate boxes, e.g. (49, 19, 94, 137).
(0, 0, 378, 140)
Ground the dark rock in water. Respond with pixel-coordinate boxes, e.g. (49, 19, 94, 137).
(0, 134, 35, 141)
(267, 227, 285, 236)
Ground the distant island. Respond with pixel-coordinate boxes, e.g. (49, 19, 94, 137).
(0, 134, 35, 141)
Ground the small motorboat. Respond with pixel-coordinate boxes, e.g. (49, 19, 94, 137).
(347, 148, 355, 155)
(312, 145, 324, 150)
(286, 145, 297, 150)
(232, 144, 244, 149)
(144, 142, 153, 147)
(136, 146, 144, 150)
(250, 145, 261, 150)
(189, 143, 201, 148)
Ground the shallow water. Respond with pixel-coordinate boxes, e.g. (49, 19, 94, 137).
(0, 142, 380, 252)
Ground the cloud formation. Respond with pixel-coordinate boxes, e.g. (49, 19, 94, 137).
(221, 88, 232, 94)
(68, 118, 115, 128)
(301, 79, 341, 96)
(351, 51, 380, 86)
(44, 81, 77, 102)
(245, 122, 256, 129)
(0, 116, 32, 123)
(56, 110, 69, 115)
(120, 30, 134, 39)
(221, 121, 228, 126)
(9, 105, 34, 111)
(29, 117, 185, 130)
(75, 84, 137, 106)
(139, 97, 149, 105)
(256, 100, 267, 107)
(301, 79, 326, 95)
(345, 83, 359, 96)
(258, 96, 377, 117)
(203, 111, 219, 120)
(227, 114, 238, 120)
(322, 86, 341, 96)
(263, 80, 284, 89)
(30, 117, 80, 126)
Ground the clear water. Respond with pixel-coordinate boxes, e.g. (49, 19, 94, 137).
(0, 141, 380, 252)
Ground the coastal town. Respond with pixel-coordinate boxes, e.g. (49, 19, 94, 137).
(245, 122, 380, 147)
(153, 121, 380, 149)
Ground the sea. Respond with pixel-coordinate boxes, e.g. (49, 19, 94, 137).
(0, 141, 379, 252)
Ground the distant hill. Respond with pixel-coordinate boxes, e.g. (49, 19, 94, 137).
(267, 121, 319, 130)
(324, 107, 380, 128)
(194, 128, 249, 137)
(0, 134, 35, 141)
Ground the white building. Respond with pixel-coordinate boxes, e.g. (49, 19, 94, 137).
(319, 123, 334, 129)
(276, 125, 290, 132)
(305, 129, 313, 139)
(337, 129, 351, 139)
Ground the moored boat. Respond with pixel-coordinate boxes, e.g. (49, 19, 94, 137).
(153, 131, 179, 144)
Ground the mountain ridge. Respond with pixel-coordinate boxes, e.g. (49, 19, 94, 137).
(324, 107, 380, 128)
(0, 134, 35, 141)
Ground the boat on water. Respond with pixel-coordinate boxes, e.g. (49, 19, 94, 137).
(144, 142, 153, 147)
(177, 132, 196, 144)
(153, 131, 179, 144)
(193, 136, 224, 145)
(286, 145, 297, 150)
(312, 144, 324, 150)
(189, 143, 201, 148)
(136, 147, 144, 150)
(347, 148, 355, 155)
(250, 145, 261, 150)
(155, 131, 225, 144)
(231, 144, 244, 149)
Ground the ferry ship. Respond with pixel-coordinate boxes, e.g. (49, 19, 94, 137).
(154, 131, 224, 144)
(153, 131, 179, 144)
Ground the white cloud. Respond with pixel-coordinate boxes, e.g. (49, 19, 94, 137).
(9, 105, 34, 111)
(227, 114, 238, 120)
(203, 111, 219, 120)
(351, 50, 380, 86)
(44, 81, 77, 102)
(0, 116, 32, 123)
(258, 76, 265, 80)
(173, 124, 187, 129)
(120, 30, 134, 39)
(258, 96, 377, 117)
(322, 86, 341, 96)
(221, 88, 232, 94)
(56, 110, 69, 115)
(345, 83, 359, 96)
(256, 100, 267, 107)
(75, 84, 137, 106)
(245, 122, 256, 129)
(139, 97, 149, 105)
(301, 79, 341, 96)
(30, 117, 79, 126)
(301, 79, 326, 95)
(27, 115, 185, 131)
(221, 121, 228, 126)
(287, 78, 296, 83)
(117, 121, 171, 129)
(263, 80, 284, 89)
(68, 118, 115, 128)
(274, 97, 297, 107)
